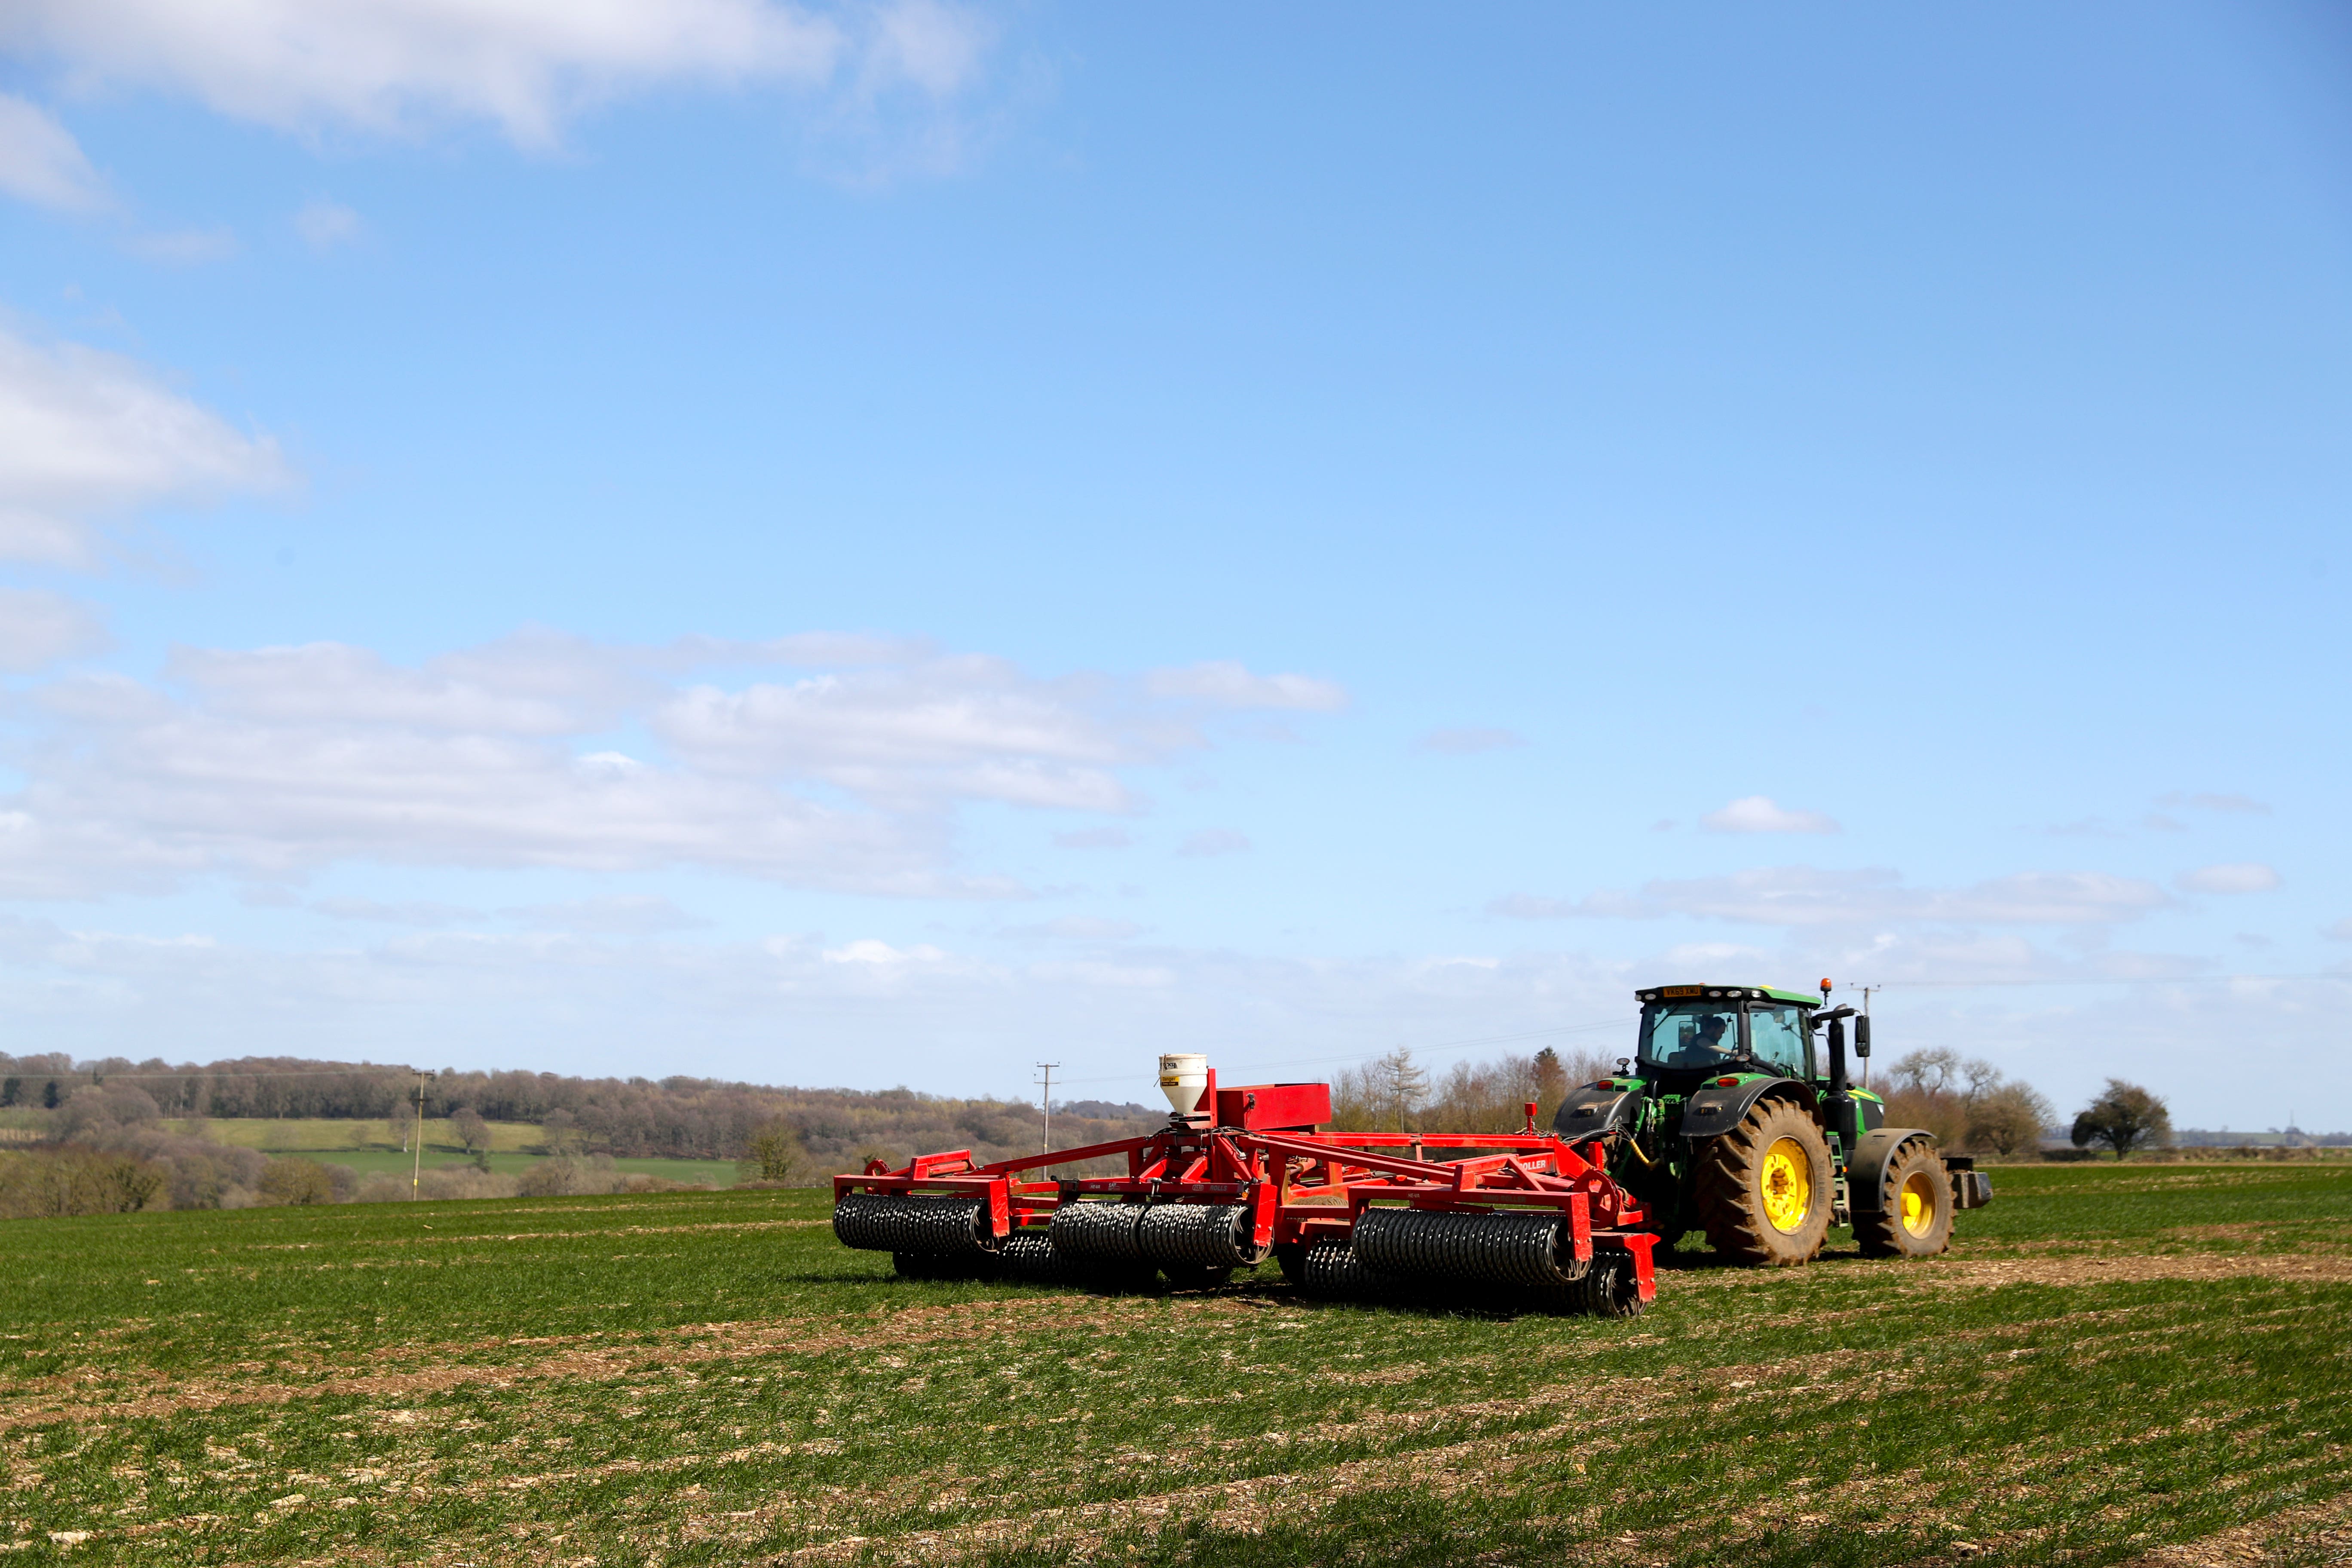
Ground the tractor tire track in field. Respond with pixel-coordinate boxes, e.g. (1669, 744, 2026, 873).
(0, 1294, 1286, 1432)
(2115, 1490, 2352, 1567)
(5, 1250, 2348, 1433)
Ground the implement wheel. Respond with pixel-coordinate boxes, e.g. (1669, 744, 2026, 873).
(1856, 1136, 1953, 1259)
(1577, 1255, 1648, 1319)
(1694, 1097, 1832, 1267)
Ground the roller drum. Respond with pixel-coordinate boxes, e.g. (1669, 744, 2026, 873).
(1298, 1237, 1386, 1297)
(1048, 1200, 1146, 1264)
(1134, 1203, 1263, 1269)
(1353, 1207, 1586, 1288)
(997, 1230, 1083, 1283)
(833, 1193, 995, 1258)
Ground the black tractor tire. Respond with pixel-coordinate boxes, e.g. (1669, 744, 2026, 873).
(1694, 1096, 1833, 1267)
(1855, 1135, 1954, 1259)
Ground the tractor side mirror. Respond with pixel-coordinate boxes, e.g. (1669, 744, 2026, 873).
(1854, 1015, 1871, 1058)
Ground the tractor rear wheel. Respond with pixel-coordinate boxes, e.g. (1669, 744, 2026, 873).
(1694, 1097, 1832, 1266)
(1855, 1135, 1953, 1258)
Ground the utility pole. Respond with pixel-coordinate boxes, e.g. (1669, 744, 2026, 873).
(1034, 1062, 1061, 1155)
(1857, 985, 1881, 1089)
(411, 1071, 436, 1199)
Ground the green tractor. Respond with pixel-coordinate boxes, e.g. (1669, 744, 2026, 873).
(1553, 981, 1993, 1265)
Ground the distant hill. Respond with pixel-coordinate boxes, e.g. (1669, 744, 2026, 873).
(0, 1052, 1167, 1172)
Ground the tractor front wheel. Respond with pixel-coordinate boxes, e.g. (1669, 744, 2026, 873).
(1855, 1136, 1953, 1258)
(1694, 1097, 1832, 1266)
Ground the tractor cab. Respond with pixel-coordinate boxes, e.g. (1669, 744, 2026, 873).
(1633, 983, 1818, 1084)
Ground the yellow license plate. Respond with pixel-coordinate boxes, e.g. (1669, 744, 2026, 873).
(1663, 985, 1703, 997)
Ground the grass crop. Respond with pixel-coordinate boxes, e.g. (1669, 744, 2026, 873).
(0, 1163, 2345, 1566)
(151, 1118, 741, 1187)
(168, 1118, 548, 1156)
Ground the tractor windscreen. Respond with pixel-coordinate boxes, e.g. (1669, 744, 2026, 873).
(1639, 1001, 1743, 1071)
(1638, 1000, 1811, 1077)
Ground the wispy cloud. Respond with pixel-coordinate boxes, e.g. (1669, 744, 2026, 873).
(1414, 726, 1524, 755)
(125, 225, 239, 265)
(0, 589, 106, 671)
(1, 0, 1010, 180)
(294, 200, 362, 251)
(2175, 862, 2281, 895)
(1699, 795, 1841, 835)
(1492, 864, 2172, 929)
(2159, 790, 2271, 816)
(0, 325, 293, 566)
(0, 93, 110, 211)
(1177, 829, 1250, 858)
(506, 895, 710, 935)
(0, 631, 1337, 900)
(1145, 660, 1348, 712)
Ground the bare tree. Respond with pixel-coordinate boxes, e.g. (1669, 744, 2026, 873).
(450, 1107, 490, 1155)
(737, 1119, 802, 1184)
(540, 1107, 582, 1156)
(1968, 1082, 2054, 1155)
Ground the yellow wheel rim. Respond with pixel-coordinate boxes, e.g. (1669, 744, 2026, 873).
(1759, 1136, 1813, 1232)
(1900, 1170, 1939, 1237)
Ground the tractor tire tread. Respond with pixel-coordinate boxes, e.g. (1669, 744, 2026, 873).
(1692, 1097, 1831, 1268)
(1854, 1135, 1954, 1259)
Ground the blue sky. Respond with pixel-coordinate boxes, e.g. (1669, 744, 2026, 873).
(0, 3, 2347, 1128)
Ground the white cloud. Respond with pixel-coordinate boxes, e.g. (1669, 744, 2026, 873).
(823, 937, 945, 965)
(1177, 829, 1250, 858)
(1415, 726, 1523, 754)
(0, 92, 109, 211)
(0, 588, 106, 670)
(2176, 862, 2281, 895)
(507, 894, 707, 935)
(311, 896, 475, 926)
(125, 225, 239, 265)
(1699, 795, 1841, 835)
(4, 0, 840, 148)
(1004, 916, 1142, 942)
(294, 200, 362, 250)
(2326, 918, 2352, 942)
(2159, 791, 2271, 816)
(1, 0, 1003, 163)
(654, 655, 1143, 812)
(1494, 865, 2173, 929)
(1145, 660, 1348, 712)
(0, 631, 1333, 899)
(860, 0, 989, 97)
(0, 326, 292, 565)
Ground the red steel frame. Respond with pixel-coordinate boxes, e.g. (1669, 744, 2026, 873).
(833, 1094, 1657, 1301)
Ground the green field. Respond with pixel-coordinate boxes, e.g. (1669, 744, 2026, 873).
(1, 1163, 2347, 1565)
(157, 1117, 740, 1188)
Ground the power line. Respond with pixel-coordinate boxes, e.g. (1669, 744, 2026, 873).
(1041, 1014, 1636, 1091)
(1860, 972, 2352, 991)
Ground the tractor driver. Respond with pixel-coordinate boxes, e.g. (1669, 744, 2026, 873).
(1691, 1014, 1733, 1062)
(1662, 1012, 1737, 1066)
